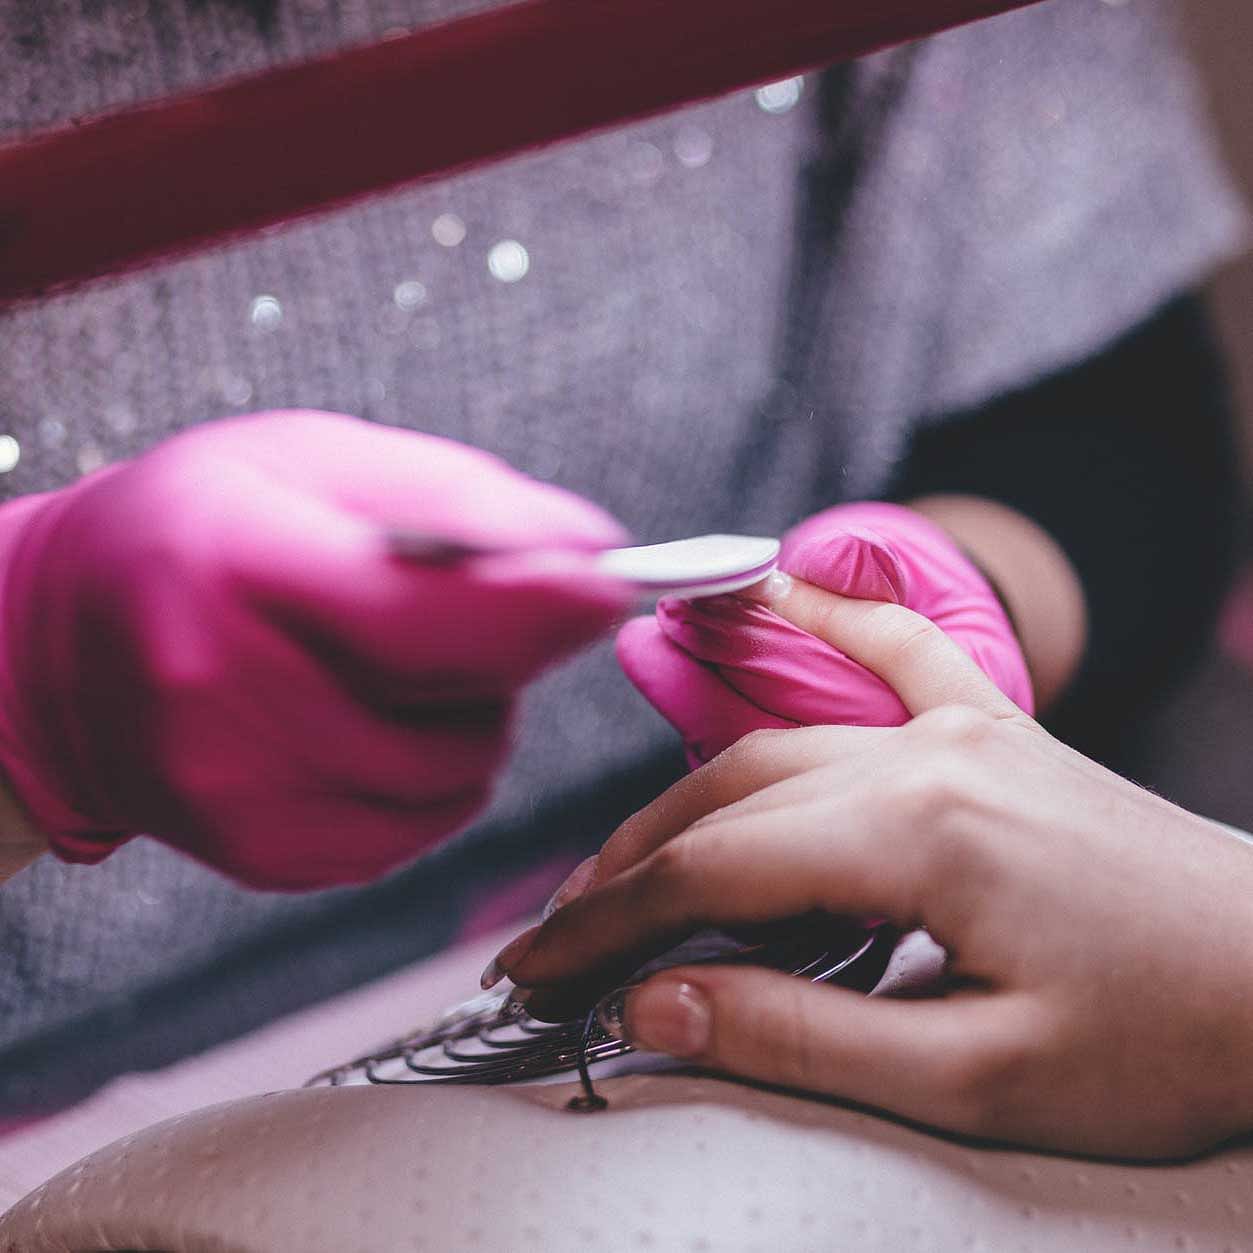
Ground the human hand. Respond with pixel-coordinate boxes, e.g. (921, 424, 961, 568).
(616, 501, 1033, 766)
(496, 587, 1253, 1159)
(0, 411, 629, 889)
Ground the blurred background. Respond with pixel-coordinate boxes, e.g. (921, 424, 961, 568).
(1115, 0, 1253, 827)
(1186, 0, 1253, 472)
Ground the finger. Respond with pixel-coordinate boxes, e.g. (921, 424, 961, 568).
(212, 464, 628, 686)
(588, 723, 891, 889)
(505, 797, 925, 997)
(655, 595, 909, 727)
(211, 411, 629, 551)
(753, 577, 1025, 720)
(616, 966, 1034, 1139)
(616, 616, 799, 763)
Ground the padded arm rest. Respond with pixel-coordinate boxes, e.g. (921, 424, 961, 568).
(4, 1074, 1251, 1252)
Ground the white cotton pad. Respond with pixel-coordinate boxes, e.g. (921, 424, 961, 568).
(595, 534, 780, 598)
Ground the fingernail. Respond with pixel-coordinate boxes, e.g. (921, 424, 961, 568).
(743, 569, 793, 606)
(480, 924, 540, 990)
(620, 979, 711, 1058)
(541, 856, 599, 921)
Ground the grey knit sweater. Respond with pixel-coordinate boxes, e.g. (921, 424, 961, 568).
(0, 0, 1245, 1110)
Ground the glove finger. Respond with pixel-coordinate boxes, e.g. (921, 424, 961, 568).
(781, 503, 1034, 714)
(59, 424, 630, 690)
(194, 411, 629, 552)
(780, 520, 909, 603)
(657, 596, 910, 727)
(205, 464, 630, 689)
(616, 616, 798, 765)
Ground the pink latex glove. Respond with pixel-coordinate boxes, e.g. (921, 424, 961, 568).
(0, 411, 630, 889)
(617, 502, 1033, 765)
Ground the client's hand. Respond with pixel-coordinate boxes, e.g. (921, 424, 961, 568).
(0, 411, 629, 888)
(496, 588, 1253, 1159)
(616, 502, 1033, 767)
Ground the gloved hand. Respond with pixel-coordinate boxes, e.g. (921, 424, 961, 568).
(0, 411, 630, 889)
(616, 501, 1032, 765)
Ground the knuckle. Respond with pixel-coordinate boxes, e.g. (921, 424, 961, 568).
(939, 1027, 1038, 1138)
(643, 833, 704, 896)
(883, 754, 968, 831)
(707, 727, 791, 794)
(888, 707, 1004, 832)
(800, 594, 846, 646)
(729, 726, 789, 763)
(873, 604, 943, 666)
(909, 704, 997, 750)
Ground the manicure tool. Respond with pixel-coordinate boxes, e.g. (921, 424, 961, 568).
(306, 919, 898, 1107)
(313, 541, 891, 1105)
(389, 532, 782, 600)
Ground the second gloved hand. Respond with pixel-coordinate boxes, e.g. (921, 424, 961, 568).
(616, 502, 1033, 764)
(0, 411, 630, 889)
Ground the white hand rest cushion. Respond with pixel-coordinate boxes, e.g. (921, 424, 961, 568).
(4, 1071, 1251, 1252)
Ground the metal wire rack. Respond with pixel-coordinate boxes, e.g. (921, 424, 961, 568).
(307, 918, 898, 1101)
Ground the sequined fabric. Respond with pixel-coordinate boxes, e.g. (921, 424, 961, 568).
(0, 0, 1245, 1111)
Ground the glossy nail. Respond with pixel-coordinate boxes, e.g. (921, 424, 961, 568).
(743, 569, 793, 605)
(480, 924, 540, 990)
(541, 855, 599, 921)
(619, 979, 711, 1058)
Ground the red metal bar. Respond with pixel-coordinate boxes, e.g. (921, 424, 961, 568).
(0, 0, 1038, 304)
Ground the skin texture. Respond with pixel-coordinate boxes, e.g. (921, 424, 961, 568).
(496, 580, 1253, 1160)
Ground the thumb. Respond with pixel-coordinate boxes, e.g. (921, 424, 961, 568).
(612, 966, 1021, 1138)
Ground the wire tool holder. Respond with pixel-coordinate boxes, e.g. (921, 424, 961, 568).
(308, 919, 898, 1109)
